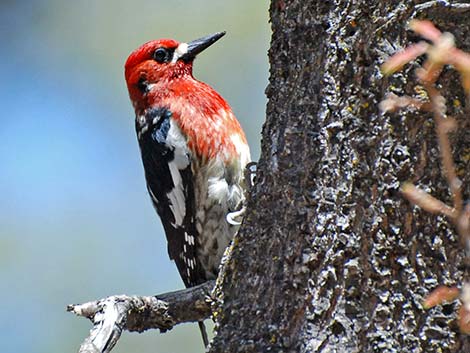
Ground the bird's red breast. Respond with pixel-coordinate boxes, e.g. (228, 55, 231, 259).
(150, 77, 247, 163)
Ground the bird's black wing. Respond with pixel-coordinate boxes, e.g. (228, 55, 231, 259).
(136, 107, 205, 287)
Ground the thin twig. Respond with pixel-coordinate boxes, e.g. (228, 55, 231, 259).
(423, 83, 463, 215)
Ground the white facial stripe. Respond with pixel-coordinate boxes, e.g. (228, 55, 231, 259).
(172, 42, 189, 62)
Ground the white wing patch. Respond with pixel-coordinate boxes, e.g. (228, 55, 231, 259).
(184, 231, 195, 245)
(165, 119, 190, 227)
(167, 162, 186, 226)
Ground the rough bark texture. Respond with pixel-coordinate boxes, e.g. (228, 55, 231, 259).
(210, 1, 470, 352)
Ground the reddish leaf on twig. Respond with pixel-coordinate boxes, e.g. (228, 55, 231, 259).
(458, 306, 470, 334)
(423, 286, 460, 309)
(378, 93, 432, 113)
(451, 49, 470, 93)
(409, 19, 442, 43)
(401, 183, 456, 219)
(381, 42, 428, 75)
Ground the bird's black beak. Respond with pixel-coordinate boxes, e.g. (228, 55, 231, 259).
(180, 32, 226, 62)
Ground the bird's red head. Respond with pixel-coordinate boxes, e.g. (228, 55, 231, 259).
(125, 32, 226, 111)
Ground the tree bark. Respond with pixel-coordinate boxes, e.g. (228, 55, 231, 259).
(210, 1, 470, 352)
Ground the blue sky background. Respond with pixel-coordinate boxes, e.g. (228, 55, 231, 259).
(0, 1, 270, 352)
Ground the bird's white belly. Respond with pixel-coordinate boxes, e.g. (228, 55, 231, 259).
(194, 169, 244, 279)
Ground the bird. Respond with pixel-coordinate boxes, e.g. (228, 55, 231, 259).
(124, 32, 251, 346)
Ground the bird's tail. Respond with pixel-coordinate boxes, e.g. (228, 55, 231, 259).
(198, 321, 209, 348)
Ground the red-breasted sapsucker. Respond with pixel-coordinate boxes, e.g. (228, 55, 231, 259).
(124, 32, 251, 345)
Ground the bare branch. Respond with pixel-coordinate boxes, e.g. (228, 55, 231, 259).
(67, 281, 215, 353)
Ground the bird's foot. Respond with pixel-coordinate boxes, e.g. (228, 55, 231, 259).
(226, 206, 246, 226)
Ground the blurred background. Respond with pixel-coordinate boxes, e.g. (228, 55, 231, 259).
(0, 1, 269, 352)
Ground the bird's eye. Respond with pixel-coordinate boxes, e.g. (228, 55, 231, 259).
(153, 48, 169, 63)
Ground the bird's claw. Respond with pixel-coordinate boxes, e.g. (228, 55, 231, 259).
(226, 206, 246, 225)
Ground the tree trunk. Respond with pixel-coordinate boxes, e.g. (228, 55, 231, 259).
(210, 1, 470, 352)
